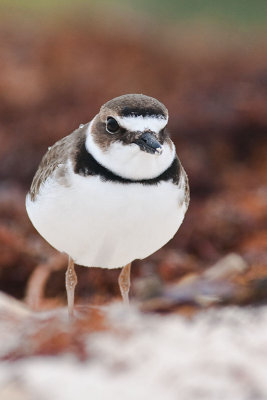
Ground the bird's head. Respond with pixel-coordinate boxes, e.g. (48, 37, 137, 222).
(85, 94, 175, 180)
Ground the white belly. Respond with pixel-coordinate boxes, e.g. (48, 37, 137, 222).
(26, 173, 186, 269)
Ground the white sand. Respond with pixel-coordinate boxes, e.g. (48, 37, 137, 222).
(1, 304, 267, 400)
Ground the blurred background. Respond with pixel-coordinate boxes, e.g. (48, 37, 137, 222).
(0, 0, 267, 310)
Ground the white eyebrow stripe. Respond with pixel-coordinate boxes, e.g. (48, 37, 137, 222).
(117, 116, 168, 133)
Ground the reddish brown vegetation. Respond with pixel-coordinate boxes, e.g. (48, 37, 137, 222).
(0, 19, 267, 357)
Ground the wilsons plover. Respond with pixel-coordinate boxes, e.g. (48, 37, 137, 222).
(26, 94, 189, 316)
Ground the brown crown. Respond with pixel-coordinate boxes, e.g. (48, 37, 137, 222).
(100, 94, 168, 119)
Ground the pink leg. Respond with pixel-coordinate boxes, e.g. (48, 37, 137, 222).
(118, 263, 131, 304)
(65, 256, 77, 318)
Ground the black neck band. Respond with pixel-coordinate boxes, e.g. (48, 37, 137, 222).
(74, 140, 180, 185)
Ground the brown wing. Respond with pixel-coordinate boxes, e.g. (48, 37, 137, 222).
(29, 124, 88, 201)
(177, 162, 190, 211)
(183, 168, 190, 211)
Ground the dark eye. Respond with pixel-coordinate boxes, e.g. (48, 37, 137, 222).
(106, 117, 120, 134)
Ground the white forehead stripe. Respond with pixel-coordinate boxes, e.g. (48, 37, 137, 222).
(117, 116, 168, 133)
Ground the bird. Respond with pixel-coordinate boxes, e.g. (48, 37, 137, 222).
(26, 94, 189, 317)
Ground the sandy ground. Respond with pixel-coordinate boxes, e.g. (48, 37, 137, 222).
(1, 302, 267, 400)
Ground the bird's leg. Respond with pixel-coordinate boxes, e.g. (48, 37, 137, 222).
(118, 263, 131, 305)
(65, 256, 77, 318)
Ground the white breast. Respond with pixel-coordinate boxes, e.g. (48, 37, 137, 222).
(26, 168, 187, 269)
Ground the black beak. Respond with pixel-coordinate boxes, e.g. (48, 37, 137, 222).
(134, 132, 163, 155)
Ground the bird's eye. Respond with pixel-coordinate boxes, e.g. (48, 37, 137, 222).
(106, 117, 120, 134)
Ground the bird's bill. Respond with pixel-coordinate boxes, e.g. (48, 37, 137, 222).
(133, 132, 163, 155)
